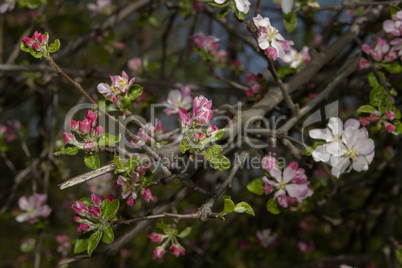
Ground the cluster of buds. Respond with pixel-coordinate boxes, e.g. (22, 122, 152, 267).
(147, 225, 189, 260)
(245, 73, 268, 101)
(115, 164, 155, 206)
(261, 157, 313, 208)
(191, 32, 243, 72)
(16, 194, 52, 224)
(178, 96, 223, 153)
(21, 31, 60, 59)
(359, 110, 397, 133)
(63, 110, 103, 153)
(131, 119, 164, 149)
(71, 193, 112, 232)
(383, 10, 402, 60)
(360, 38, 397, 69)
(97, 71, 143, 114)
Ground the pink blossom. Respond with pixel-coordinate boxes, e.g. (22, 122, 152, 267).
(359, 117, 369, 126)
(170, 245, 181, 257)
(79, 119, 92, 134)
(369, 114, 378, 121)
(95, 126, 104, 136)
(358, 58, 370, 70)
(55, 235, 70, 257)
(142, 189, 154, 203)
(70, 120, 78, 130)
(90, 206, 101, 217)
(256, 229, 278, 248)
(164, 87, 192, 115)
(147, 233, 162, 243)
(297, 241, 315, 253)
(127, 196, 135, 206)
(71, 200, 89, 215)
(385, 110, 395, 121)
(192, 95, 213, 125)
(16, 194, 52, 224)
(91, 193, 102, 207)
(178, 107, 193, 128)
(83, 141, 94, 152)
(116, 175, 138, 201)
(383, 11, 402, 36)
(86, 110, 98, 126)
(192, 32, 219, 52)
(77, 223, 90, 232)
(207, 125, 219, 136)
(152, 246, 165, 260)
(386, 123, 395, 133)
(63, 132, 75, 145)
(361, 44, 372, 54)
(128, 57, 142, 74)
(22, 36, 33, 46)
(282, 46, 310, 69)
(97, 71, 135, 96)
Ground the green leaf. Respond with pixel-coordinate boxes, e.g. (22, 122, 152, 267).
(180, 140, 190, 154)
(88, 230, 102, 257)
(74, 231, 94, 254)
(235, 10, 249, 20)
(203, 147, 231, 171)
(383, 61, 402, 74)
(148, 16, 160, 27)
(80, 197, 92, 207)
(391, 120, 402, 135)
(284, 12, 297, 33)
(209, 1, 230, 8)
(54, 145, 78, 156)
(102, 226, 114, 244)
(97, 99, 118, 113)
(217, 9, 230, 19)
(157, 223, 171, 232)
(356, 105, 376, 115)
(114, 155, 124, 169)
(247, 178, 264, 195)
(368, 71, 385, 88)
(127, 84, 143, 101)
(98, 133, 121, 146)
(234, 202, 255, 216)
(177, 227, 192, 238)
(277, 66, 296, 79)
(214, 129, 225, 140)
(100, 199, 120, 220)
(266, 198, 281, 215)
(125, 157, 139, 169)
(390, 5, 401, 16)
(20, 42, 30, 53)
(390, 88, 398, 96)
(222, 195, 235, 216)
(48, 39, 60, 53)
(84, 154, 100, 170)
(370, 85, 388, 107)
(29, 48, 42, 59)
(389, 105, 402, 120)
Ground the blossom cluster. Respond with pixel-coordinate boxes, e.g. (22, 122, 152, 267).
(253, 14, 294, 60)
(16, 194, 52, 224)
(71, 193, 111, 232)
(261, 156, 313, 208)
(63, 110, 103, 153)
(97, 71, 135, 105)
(359, 110, 397, 133)
(360, 11, 402, 69)
(245, 73, 268, 101)
(281, 46, 311, 69)
(310, 117, 375, 178)
(147, 225, 189, 260)
(115, 163, 155, 206)
(191, 32, 243, 72)
(22, 31, 48, 53)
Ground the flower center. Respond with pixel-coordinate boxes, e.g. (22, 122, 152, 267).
(111, 80, 128, 94)
(346, 148, 359, 160)
(266, 27, 278, 42)
(279, 181, 286, 189)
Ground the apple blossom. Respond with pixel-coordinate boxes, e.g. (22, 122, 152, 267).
(358, 57, 370, 70)
(261, 157, 313, 207)
(147, 233, 162, 243)
(234, 0, 251, 15)
(256, 229, 278, 248)
(83, 141, 95, 152)
(281, 46, 310, 69)
(170, 244, 185, 257)
(142, 189, 154, 203)
(178, 107, 193, 128)
(128, 57, 142, 74)
(253, 14, 294, 60)
(55, 235, 70, 257)
(16, 194, 52, 224)
(63, 132, 75, 145)
(383, 11, 402, 36)
(192, 95, 213, 125)
(116, 174, 139, 205)
(164, 87, 192, 115)
(192, 32, 219, 52)
(97, 71, 135, 97)
(79, 119, 92, 134)
(152, 246, 165, 260)
(71, 200, 89, 215)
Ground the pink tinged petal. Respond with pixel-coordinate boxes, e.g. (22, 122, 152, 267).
(283, 166, 297, 183)
(79, 119, 92, 134)
(70, 120, 78, 129)
(18, 196, 30, 210)
(97, 83, 112, 94)
(91, 193, 102, 207)
(63, 132, 75, 145)
(262, 156, 278, 172)
(285, 183, 309, 200)
(77, 223, 90, 232)
(40, 205, 52, 218)
(263, 184, 273, 195)
(345, 118, 361, 130)
(95, 126, 104, 136)
(326, 141, 347, 157)
(342, 127, 358, 148)
(361, 44, 372, 54)
(152, 247, 165, 260)
(352, 155, 369, 172)
(266, 47, 278, 60)
(309, 128, 332, 141)
(181, 86, 191, 97)
(274, 189, 286, 198)
(354, 138, 375, 155)
(83, 141, 94, 152)
(276, 195, 288, 208)
(90, 206, 101, 217)
(127, 196, 135, 206)
(383, 20, 395, 33)
(234, 0, 250, 14)
(170, 245, 180, 257)
(142, 189, 154, 203)
(312, 145, 330, 163)
(330, 157, 350, 178)
(258, 35, 270, 50)
(16, 213, 29, 223)
(22, 36, 33, 46)
(365, 150, 375, 164)
(328, 117, 344, 136)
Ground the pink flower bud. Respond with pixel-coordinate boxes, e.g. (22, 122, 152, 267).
(386, 123, 395, 133)
(178, 107, 192, 128)
(276, 195, 288, 208)
(170, 245, 180, 257)
(90, 206, 101, 217)
(358, 58, 370, 70)
(107, 195, 114, 201)
(32, 42, 40, 51)
(77, 223, 90, 232)
(147, 233, 162, 243)
(71, 200, 89, 215)
(288, 161, 299, 170)
(266, 47, 278, 60)
(359, 117, 370, 127)
(155, 120, 163, 134)
(386, 110, 395, 121)
(83, 141, 94, 152)
(90, 193, 102, 207)
(193, 95, 213, 125)
(207, 125, 219, 136)
(70, 120, 78, 130)
(361, 44, 372, 54)
(79, 119, 92, 134)
(22, 36, 33, 46)
(73, 214, 80, 222)
(86, 110, 98, 126)
(63, 132, 75, 145)
(263, 184, 273, 195)
(369, 114, 378, 121)
(136, 164, 150, 176)
(33, 31, 47, 44)
(127, 196, 135, 207)
(142, 189, 154, 203)
(152, 246, 165, 260)
(95, 126, 104, 136)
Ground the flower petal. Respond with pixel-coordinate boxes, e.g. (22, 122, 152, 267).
(352, 155, 368, 172)
(330, 157, 350, 178)
(328, 117, 343, 136)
